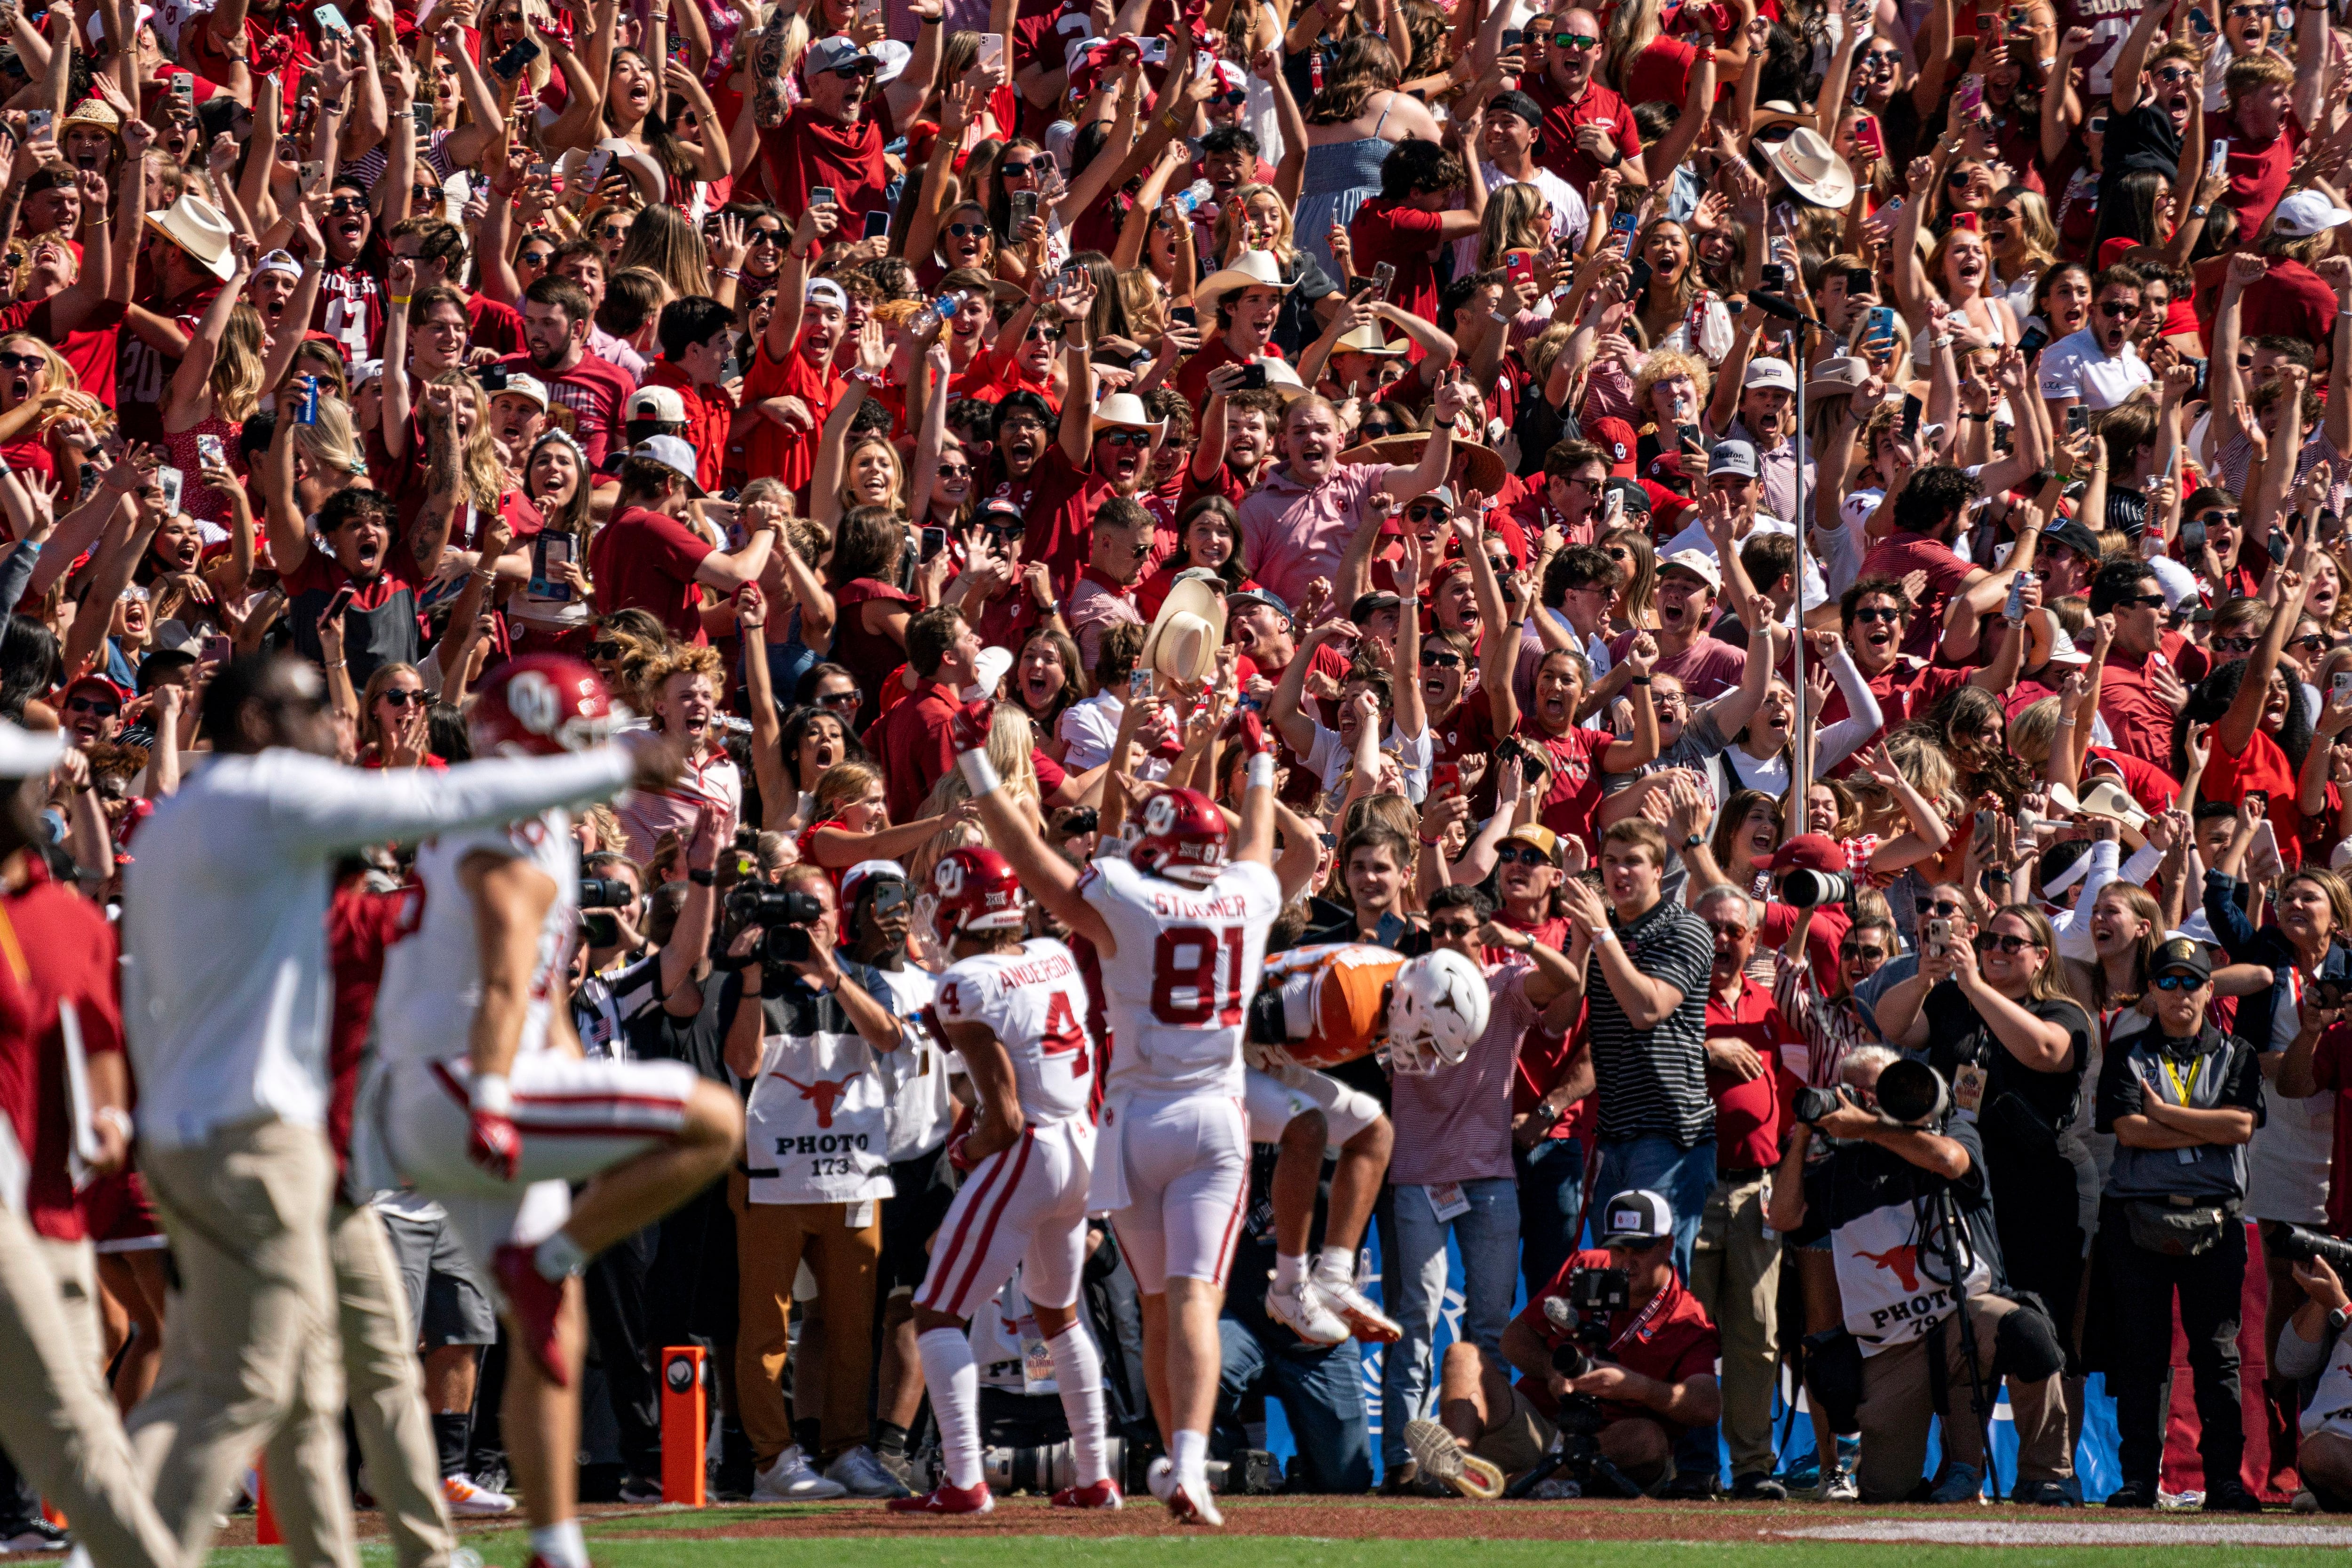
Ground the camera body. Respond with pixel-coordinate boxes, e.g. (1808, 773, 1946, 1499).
(1792, 1083, 1848, 1126)
(1544, 1266, 1632, 1380)
(577, 876, 636, 947)
(726, 883, 827, 966)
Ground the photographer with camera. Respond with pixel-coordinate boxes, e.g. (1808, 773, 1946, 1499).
(1872, 901, 2094, 1500)
(1408, 1191, 1722, 1500)
(720, 864, 914, 1502)
(2270, 1246, 2352, 1511)
(1765, 1048, 2073, 1506)
(2087, 937, 2267, 1512)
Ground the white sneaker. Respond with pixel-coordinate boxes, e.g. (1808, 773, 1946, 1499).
(1146, 1456, 1223, 1526)
(1403, 1417, 1504, 1499)
(1820, 1466, 1860, 1503)
(825, 1444, 912, 1499)
(1315, 1277, 1401, 1343)
(440, 1474, 517, 1516)
(1265, 1276, 1349, 1345)
(753, 1446, 847, 1502)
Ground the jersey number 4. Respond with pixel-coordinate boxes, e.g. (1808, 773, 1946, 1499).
(1150, 925, 1246, 1027)
(1042, 991, 1090, 1079)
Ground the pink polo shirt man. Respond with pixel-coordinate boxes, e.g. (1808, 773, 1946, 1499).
(1238, 460, 1402, 612)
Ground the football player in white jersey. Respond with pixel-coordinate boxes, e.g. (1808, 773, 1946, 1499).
(953, 696, 1281, 1526)
(366, 657, 744, 1568)
(1243, 940, 1493, 1347)
(887, 847, 1115, 1515)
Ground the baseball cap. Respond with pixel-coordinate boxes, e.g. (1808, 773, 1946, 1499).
(1743, 357, 1798, 393)
(2042, 517, 2103, 564)
(1506, 823, 1561, 863)
(1597, 1189, 1675, 1248)
(2149, 935, 2212, 985)
(1708, 438, 1759, 479)
(2273, 190, 2352, 239)
(494, 372, 551, 410)
(839, 859, 907, 904)
(803, 35, 880, 77)
(1487, 89, 1543, 129)
(629, 385, 688, 425)
(254, 248, 302, 282)
(1227, 586, 1292, 621)
(628, 434, 705, 497)
(1656, 548, 1722, 589)
(1587, 415, 1639, 478)
(805, 278, 850, 313)
(966, 645, 1013, 702)
(1349, 589, 1402, 623)
(1764, 833, 1849, 874)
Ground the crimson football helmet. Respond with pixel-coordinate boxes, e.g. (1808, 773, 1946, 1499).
(469, 654, 620, 757)
(1123, 786, 1229, 887)
(926, 846, 1027, 945)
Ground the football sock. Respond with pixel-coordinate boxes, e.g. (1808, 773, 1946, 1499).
(917, 1327, 983, 1489)
(1047, 1322, 1109, 1486)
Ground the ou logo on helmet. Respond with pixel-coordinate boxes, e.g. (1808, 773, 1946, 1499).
(935, 858, 966, 898)
(1141, 793, 1178, 836)
(507, 670, 563, 735)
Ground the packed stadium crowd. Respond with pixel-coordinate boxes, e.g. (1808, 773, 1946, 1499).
(16, 0, 2352, 1550)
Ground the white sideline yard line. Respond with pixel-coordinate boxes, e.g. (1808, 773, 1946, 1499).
(1775, 1520, 2352, 1546)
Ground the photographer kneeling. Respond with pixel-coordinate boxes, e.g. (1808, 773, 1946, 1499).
(1407, 1191, 1721, 1500)
(1766, 1049, 2071, 1506)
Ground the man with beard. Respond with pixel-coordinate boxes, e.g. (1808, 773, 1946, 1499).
(1813, 578, 2020, 758)
(2038, 267, 2153, 423)
(743, 205, 848, 503)
(1518, 7, 1646, 192)
(499, 276, 637, 470)
(1859, 466, 2008, 659)
(590, 439, 779, 647)
(1239, 388, 1466, 612)
(314, 180, 383, 366)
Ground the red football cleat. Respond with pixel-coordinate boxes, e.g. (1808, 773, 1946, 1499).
(493, 1244, 571, 1388)
(887, 1480, 994, 1514)
(1050, 1479, 1123, 1509)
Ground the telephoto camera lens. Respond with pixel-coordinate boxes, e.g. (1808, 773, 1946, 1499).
(2275, 1224, 2352, 1276)
(1875, 1057, 1951, 1127)
(1782, 869, 1856, 908)
(576, 877, 636, 909)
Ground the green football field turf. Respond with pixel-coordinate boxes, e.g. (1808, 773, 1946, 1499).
(200, 1516, 2352, 1568)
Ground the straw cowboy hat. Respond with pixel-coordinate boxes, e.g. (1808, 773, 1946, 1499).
(1194, 248, 1296, 318)
(1765, 127, 1857, 210)
(1332, 320, 1409, 357)
(1088, 390, 1167, 438)
(1141, 569, 1227, 686)
(2047, 778, 2150, 849)
(1338, 430, 1509, 499)
(143, 194, 237, 281)
(1259, 358, 1311, 402)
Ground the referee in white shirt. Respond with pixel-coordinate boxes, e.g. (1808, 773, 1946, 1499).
(118, 654, 679, 1568)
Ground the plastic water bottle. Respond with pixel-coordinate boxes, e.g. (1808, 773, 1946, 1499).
(911, 289, 969, 335)
(1173, 178, 1215, 217)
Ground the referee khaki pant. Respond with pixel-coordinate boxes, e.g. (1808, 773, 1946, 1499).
(331, 1202, 455, 1568)
(129, 1116, 358, 1568)
(0, 1206, 179, 1568)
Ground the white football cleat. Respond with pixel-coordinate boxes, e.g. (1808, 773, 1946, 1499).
(1265, 1276, 1349, 1345)
(1315, 1277, 1402, 1342)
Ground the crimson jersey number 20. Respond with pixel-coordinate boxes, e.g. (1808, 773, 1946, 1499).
(1150, 925, 1246, 1026)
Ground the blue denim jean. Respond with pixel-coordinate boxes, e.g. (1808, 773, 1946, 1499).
(1379, 1178, 1521, 1467)
(1216, 1318, 1373, 1492)
(1514, 1135, 1586, 1302)
(1593, 1135, 1717, 1282)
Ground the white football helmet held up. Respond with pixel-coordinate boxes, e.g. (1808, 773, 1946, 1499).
(1384, 949, 1490, 1074)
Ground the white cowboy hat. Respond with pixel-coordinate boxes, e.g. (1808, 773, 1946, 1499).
(1765, 127, 1857, 210)
(1259, 358, 1311, 402)
(1141, 569, 1227, 687)
(1089, 390, 1167, 439)
(1193, 247, 1296, 318)
(1333, 320, 1408, 357)
(143, 194, 236, 281)
(2047, 779, 2150, 849)
(591, 137, 667, 204)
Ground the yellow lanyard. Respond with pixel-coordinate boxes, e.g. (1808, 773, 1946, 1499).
(2159, 1052, 2201, 1109)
